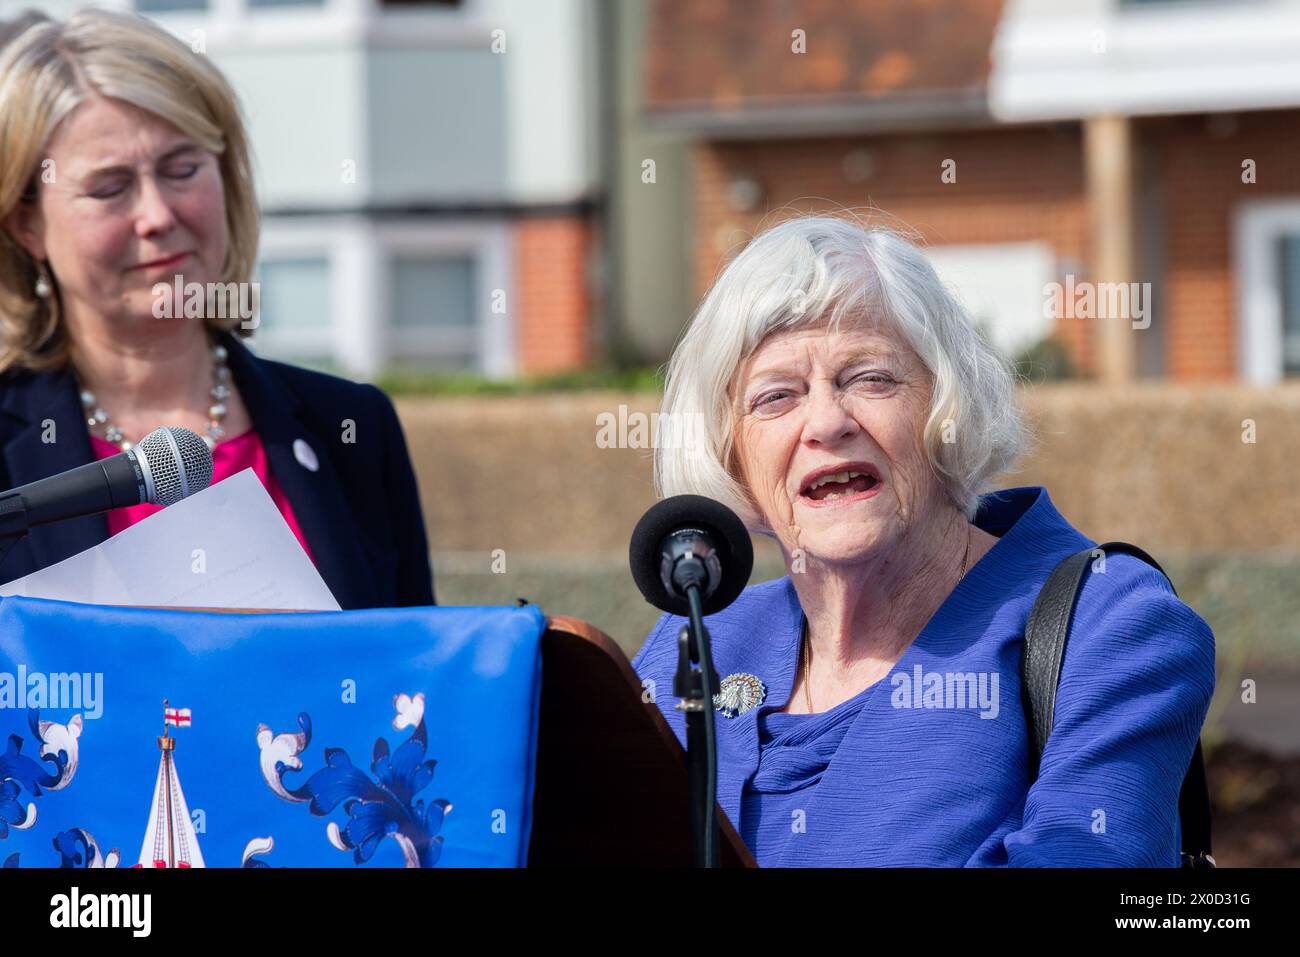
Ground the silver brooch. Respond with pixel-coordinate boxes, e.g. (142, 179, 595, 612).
(714, 673, 766, 718)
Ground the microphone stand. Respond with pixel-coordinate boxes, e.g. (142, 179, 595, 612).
(671, 556, 721, 868)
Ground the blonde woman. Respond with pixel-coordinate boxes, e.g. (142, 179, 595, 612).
(0, 9, 433, 608)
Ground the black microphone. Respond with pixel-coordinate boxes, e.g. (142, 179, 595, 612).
(1, 425, 213, 529)
(629, 495, 753, 867)
(629, 494, 754, 617)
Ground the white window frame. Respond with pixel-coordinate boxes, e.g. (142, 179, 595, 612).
(1233, 198, 1300, 384)
(125, 0, 492, 50)
(379, 219, 514, 378)
(251, 219, 346, 367)
(256, 214, 514, 379)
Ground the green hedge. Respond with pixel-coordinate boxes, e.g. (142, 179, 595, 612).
(375, 366, 664, 397)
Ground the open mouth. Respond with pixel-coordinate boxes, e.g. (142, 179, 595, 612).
(799, 467, 882, 503)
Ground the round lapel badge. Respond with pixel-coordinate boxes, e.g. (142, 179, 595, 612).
(293, 438, 319, 472)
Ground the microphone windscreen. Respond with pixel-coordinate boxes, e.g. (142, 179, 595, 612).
(135, 426, 213, 506)
(629, 494, 754, 616)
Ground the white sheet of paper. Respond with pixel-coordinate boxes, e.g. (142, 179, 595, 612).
(0, 468, 340, 611)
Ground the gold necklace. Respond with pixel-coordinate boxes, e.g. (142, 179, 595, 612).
(801, 524, 972, 714)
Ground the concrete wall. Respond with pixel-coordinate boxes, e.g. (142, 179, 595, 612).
(397, 383, 1300, 557)
(399, 384, 1300, 664)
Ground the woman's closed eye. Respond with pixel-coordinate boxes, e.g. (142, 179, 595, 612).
(88, 179, 129, 200)
(88, 164, 201, 200)
(164, 162, 200, 181)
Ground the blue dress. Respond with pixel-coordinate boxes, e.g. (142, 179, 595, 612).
(631, 486, 1216, 866)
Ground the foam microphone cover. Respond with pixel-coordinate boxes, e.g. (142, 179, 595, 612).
(629, 494, 754, 617)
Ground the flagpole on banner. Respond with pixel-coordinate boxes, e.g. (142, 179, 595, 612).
(161, 698, 176, 868)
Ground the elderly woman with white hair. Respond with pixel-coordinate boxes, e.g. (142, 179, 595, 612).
(632, 215, 1215, 867)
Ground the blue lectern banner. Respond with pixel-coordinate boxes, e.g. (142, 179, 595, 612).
(0, 596, 545, 868)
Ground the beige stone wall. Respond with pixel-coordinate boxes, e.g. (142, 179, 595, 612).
(396, 383, 1300, 558)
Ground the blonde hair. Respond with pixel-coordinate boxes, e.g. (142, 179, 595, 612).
(656, 213, 1032, 527)
(0, 7, 260, 374)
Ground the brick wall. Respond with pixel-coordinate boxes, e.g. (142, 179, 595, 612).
(684, 110, 1300, 382)
(1153, 109, 1300, 380)
(514, 215, 594, 374)
(687, 125, 1096, 374)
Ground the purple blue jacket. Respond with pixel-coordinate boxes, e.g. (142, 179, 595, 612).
(631, 486, 1215, 866)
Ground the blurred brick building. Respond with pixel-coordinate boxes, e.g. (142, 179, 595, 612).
(640, 0, 1300, 384)
(0, 0, 608, 379)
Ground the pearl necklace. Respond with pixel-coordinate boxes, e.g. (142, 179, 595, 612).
(76, 338, 232, 452)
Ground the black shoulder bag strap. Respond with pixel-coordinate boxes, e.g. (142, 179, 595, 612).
(1021, 540, 1215, 868)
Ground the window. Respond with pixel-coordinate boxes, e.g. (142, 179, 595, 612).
(135, 0, 209, 11)
(1118, 0, 1224, 6)
(1278, 236, 1300, 376)
(136, 0, 459, 11)
(389, 255, 478, 370)
(920, 243, 1057, 359)
(255, 217, 511, 377)
(252, 256, 333, 363)
(1234, 200, 1300, 383)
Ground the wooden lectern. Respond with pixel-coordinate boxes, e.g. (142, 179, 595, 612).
(530, 617, 755, 867)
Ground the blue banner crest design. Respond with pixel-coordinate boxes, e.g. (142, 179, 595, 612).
(0, 597, 544, 867)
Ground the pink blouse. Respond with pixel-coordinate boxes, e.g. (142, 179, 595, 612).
(88, 428, 318, 569)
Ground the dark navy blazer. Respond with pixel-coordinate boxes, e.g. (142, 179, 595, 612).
(0, 328, 434, 610)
